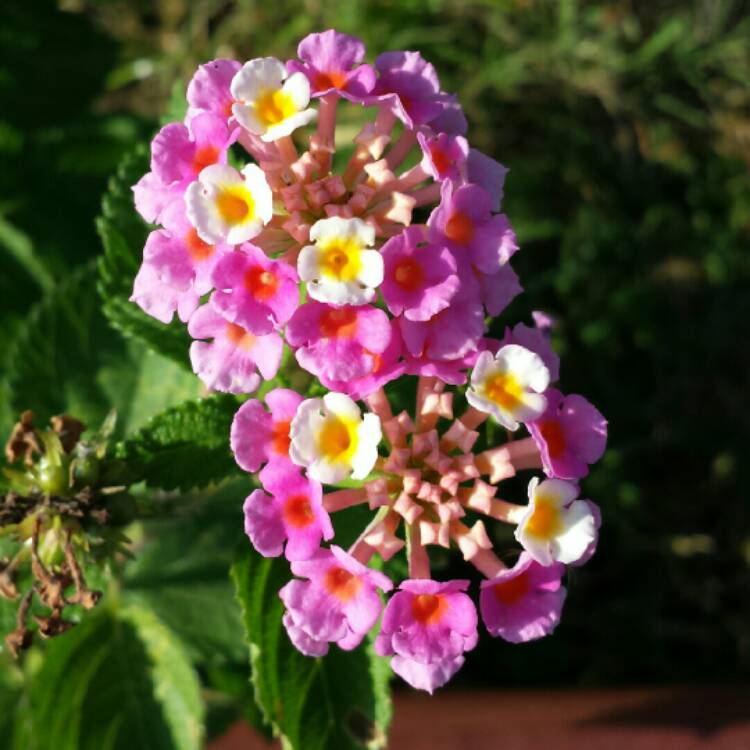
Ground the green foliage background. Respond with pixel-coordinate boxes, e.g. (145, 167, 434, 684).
(0, 0, 748, 746)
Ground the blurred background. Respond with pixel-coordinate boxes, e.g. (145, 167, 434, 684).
(1, 0, 749, 711)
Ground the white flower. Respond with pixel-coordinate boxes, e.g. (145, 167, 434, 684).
(514, 478, 597, 566)
(230, 57, 316, 142)
(185, 163, 272, 244)
(289, 393, 382, 484)
(297, 217, 383, 306)
(466, 345, 549, 430)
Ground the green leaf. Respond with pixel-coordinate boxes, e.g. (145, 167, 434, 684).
(231, 549, 392, 750)
(2, 262, 127, 436)
(97, 146, 192, 368)
(0, 657, 22, 747)
(632, 17, 686, 67)
(122, 480, 248, 663)
(103, 346, 202, 438)
(203, 661, 272, 742)
(163, 80, 188, 125)
(0, 212, 54, 293)
(0, 260, 201, 441)
(22, 607, 204, 750)
(115, 394, 241, 490)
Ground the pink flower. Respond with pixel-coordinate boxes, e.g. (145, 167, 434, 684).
(230, 388, 303, 473)
(188, 302, 283, 393)
(399, 297, 485, 362)
(142, 200, 229, 298)
(479, 263, 522, 316)
(375, 579, 478, 693)
(128, 35, 610, 693)
(499, 322, 560, 383)
(151, 113, 236, 191)
(243, 465, 333, 560)
(528, 388, 607, 480)
(370, 51, 443, 128)
(417, 132, 469, 183)
(479, 553, 566, 643)
(133, 113, 236, 225)
(288, 30, 376, 101)
(130, 259, 199, 324)
(211, 245, 299, 335)
(402, 346, 481, 385)
(280, 546, 392, 656)
(132, 171, 182, 225)
(532, 309, 556, 334)
(186, 58, 242, 120)
(429, 95, 468, 135)
(318, 320, 406, 399)
(287, 301, 392, 382)
(467, 149, 508, 212)
(428, 182, 518, 274)
(571, 500, 601, 568)
(380, 226, 460, 322)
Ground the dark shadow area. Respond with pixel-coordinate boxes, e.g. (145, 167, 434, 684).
(578, 686, 750, 737)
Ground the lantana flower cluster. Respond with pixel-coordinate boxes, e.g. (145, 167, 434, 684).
(131, 30, 607, 693)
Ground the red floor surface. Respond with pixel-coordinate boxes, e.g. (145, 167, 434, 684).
(209, 685, 750, 749)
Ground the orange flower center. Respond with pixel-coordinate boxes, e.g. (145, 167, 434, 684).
(485, 372, 523, 411)
(319, 307, 358, 339)
(526, 498, 563, 539)
(444, 211, 474, 245)
(256, 89, 296, 126)
(318, 418, 352, 459)
(271, 419, 292, 456)
(411, 593, 447, 625)
(184, 228, 214, 262)
(362, 349, 383, 374)
(393, 257, 424, 292)
(224, 323, 256, 351)
(538, 419, 566, 459)
(429, 142, 452, 177)
(493, 571, 531, 605)
(216, 192, 250, 223)
(245, 266, 279, 301)
(283, 494, 315, 529)
(192, 145, 219, 175)
(323, 566, 362, 602)
(314, 70, 348, 92)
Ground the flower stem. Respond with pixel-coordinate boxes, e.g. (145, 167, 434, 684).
(406, 523, 430, 579)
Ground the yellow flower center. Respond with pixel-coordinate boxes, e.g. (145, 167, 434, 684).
(319, 238, 363, 282)
(317, 416, 358, 463)
(525, 497, 563, 540)
(484, 371, 523, 411)
(256, 89, 297, 126)
(216, 186, 254, 225)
